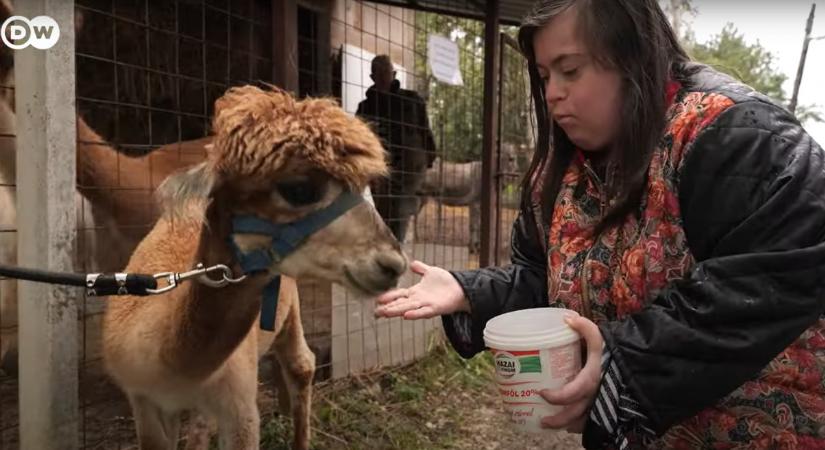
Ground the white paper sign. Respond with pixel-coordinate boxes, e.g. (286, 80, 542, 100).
(427, 34, 463, 86)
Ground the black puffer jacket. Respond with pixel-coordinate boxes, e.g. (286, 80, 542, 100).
(442, 64, 825, 445)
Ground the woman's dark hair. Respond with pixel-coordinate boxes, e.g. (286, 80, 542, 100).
(517, 0, 694, 234)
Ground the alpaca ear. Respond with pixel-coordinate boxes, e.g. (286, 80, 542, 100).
(156, 162, 221, 216)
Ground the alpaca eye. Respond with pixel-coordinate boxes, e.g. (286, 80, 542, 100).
(275, 181, 322, 206)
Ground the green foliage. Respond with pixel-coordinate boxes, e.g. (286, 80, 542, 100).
(686, 24, 788, 103)
(796, 104, 824, 124)
(680, 14, 822, 123)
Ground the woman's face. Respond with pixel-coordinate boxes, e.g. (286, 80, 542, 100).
(533, 7, 623, 152)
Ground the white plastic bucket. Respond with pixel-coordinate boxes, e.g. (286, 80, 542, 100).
(483, 307, 582, 433)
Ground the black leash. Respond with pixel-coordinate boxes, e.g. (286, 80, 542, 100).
(0, 263, 244, 297)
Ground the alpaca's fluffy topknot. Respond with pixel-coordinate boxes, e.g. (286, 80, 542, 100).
(207, 84, 388, 190)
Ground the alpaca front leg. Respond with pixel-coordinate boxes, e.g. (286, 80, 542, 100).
(165, 414, 182, 450)
(217, 403, 259, 450)
(183, 413, 216, 450)
(130, 394, 181, 450)
(206, 344, 261, 449)
(274, 334, 316, 450)
(269, 356, 292, 416)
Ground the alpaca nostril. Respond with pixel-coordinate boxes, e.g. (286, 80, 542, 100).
(375, 252, 406, 279)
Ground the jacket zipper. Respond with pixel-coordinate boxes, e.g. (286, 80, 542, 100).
(579, 159, 608, 320)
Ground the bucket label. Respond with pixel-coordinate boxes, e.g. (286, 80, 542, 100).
(494, 350, 541, 378)
(489, 344, 582, 433)
(494, 353, 518, 378)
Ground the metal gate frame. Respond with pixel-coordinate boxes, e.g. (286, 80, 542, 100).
(494, 31, 533, 266)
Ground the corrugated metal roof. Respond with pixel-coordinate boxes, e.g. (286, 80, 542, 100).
(369, 0, 537, 26)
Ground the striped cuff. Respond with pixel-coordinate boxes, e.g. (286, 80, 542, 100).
(451, 312, 474, 345)
(588, 348, 656, 449)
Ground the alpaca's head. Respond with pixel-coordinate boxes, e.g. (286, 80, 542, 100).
(158, 85, 406, 296)
(207, 84, 389, 189)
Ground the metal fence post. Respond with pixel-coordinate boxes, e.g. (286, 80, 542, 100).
(15, 1, 79, 448)
(480, 0, 500, 267)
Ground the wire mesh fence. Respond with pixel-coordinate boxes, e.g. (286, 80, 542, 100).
(326, 0, 446, 382)
(496, 30, 536, 265)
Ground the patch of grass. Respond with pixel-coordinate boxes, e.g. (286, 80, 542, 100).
(260, 338, 496, 450)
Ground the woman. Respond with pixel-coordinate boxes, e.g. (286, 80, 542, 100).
(375, 0, 825, 448)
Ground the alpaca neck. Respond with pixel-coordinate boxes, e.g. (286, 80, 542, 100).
(164, 201, 272, 379)
(76, 118, 218, 273)
(76, 116, 123, 193)
(75, 117, 211, 233)
(75, 117, 161, 270)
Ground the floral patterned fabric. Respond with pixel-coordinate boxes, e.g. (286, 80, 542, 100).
(543, 90, 825, 448)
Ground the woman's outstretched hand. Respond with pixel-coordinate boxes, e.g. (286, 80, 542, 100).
(374, 260, 470, 320)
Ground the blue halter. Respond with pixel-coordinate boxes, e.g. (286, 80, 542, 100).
(228, 190, 364, 330)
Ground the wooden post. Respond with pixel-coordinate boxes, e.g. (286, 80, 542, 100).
(273, 0, 299, 93)
(790, 3, 816, 114)
(480, 0, 500, 268)
(15, 1, 79, 448)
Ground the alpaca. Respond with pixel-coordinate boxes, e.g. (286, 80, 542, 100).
(414, 143, 520, 253)
(102, 85, 406, 450)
